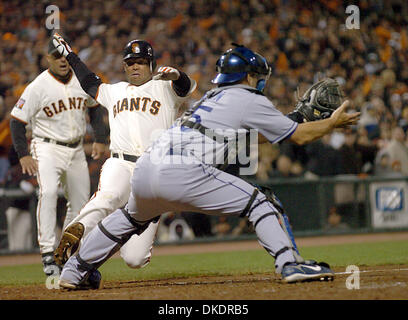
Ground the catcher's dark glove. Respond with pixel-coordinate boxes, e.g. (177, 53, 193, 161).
(294, 78, 343, 122)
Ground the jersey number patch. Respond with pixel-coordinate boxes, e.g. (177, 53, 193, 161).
(190, 104, 213, 123)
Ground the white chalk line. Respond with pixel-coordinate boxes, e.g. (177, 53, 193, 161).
(334, 267, 408, 276)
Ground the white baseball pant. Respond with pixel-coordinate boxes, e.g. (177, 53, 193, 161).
(31, 138, 90, 254)
(65, 156, 158, 268)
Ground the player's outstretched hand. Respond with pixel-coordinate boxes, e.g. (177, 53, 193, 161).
(91, 142, 106, 160)
(153, 66, 180, 81)
(330, 100, 360, 128)
(19, 155, 38, 176)
(52, 33, 73, 57)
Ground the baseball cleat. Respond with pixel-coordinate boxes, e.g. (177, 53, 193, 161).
(281, 261, 334, 283)
(59, 269, 102, 290)
(54, 222, 84, 266)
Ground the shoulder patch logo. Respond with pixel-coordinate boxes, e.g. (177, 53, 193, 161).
(15, 98, 25, 109)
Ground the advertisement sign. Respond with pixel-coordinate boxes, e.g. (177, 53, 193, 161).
(370, 181, 408, 229)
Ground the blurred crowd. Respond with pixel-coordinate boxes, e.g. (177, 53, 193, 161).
(1, 0, 408, 241)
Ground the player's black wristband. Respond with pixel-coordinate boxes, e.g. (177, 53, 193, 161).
(172, 71, 191, 97)
(66, 52, 102, 99)
(10, 118, 30, 159)
(88, 105, 108, 144)
(286, 111, 305, 123)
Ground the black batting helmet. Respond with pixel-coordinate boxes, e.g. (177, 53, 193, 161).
(123, 40, 156, 71)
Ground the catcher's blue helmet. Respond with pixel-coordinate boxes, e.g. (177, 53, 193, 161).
(212, 44, 271, 90)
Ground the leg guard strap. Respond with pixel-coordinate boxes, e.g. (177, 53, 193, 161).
(274, 246, 290, 260)
(241, 188, 259, 217)
(77, 254, 96, 272)
(253, 212, 276, 229)
(262, 245, 291, 260)
(265, 191, 284, 214)
(121, 208, 141, 228)
(121, 208, 160, 235)
(246, 199, 269, 218)
(98, 221, 126, 245)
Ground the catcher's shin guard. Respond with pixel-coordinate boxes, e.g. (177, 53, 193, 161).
(73, 207, 156, 271)
(244, 187, 304, 266)
(72, 208, 143, 271)
(263, 190, 303, 262)
(275, 211, 303, 263)
(59, 208, 139, 288)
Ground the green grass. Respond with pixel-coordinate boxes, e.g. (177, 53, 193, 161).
(0, 240, 407, 287)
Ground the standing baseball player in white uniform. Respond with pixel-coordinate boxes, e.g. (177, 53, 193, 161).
(9, 39, 107, 276)
(52, 34, 196, 272)
(57, 44, 360, 289)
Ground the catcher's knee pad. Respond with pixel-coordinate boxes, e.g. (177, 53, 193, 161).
(119, 213, 159, 269)
(120, 243, 152, 269)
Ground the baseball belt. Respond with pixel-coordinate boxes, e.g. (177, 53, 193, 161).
(40, 137, 81, 148)
(112, 153, 139, 162)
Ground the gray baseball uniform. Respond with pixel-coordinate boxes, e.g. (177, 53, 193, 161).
(60, 84, 301, 284)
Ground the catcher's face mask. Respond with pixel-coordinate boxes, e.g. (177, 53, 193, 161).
(255, 67, 271, 92)
(253, 52, 271, 92)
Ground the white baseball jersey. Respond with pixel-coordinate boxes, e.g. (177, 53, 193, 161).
(11, 70, 98, 142)
(62, 76, 196, 268)
(95, 79, 196, 156)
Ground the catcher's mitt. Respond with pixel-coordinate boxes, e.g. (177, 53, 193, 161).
(294, 78, 343, 121)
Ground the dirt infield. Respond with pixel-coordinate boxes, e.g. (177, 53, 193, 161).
(1, 232, 408, 300)
(1, 265, 407, 300)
